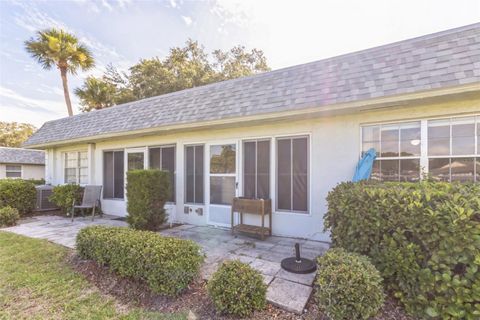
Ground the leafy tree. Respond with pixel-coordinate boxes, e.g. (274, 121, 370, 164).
(74, 77, 117, 112)
(25, 29, 95, 116)
(213, 46, 269, 80)
(75, 39, 270, 112)
(0, 122, 37, 147)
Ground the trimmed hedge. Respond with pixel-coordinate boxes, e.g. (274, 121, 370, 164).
(126, 169, 171, 231)
(76, 226, 203, 296)
(207, 260, 267, 317)
(316, 248, 385, 320)
(0, 179, 36, 215)
(0, 206, 20, 227)
(49, 184, 83, 214)
(325, 181, 480, 319)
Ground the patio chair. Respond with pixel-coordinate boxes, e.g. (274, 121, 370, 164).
(71, 185, 103, 222)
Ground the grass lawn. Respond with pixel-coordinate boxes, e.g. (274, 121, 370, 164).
(0, 231, 185, 320)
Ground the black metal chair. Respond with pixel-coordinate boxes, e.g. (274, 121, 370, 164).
(71, 185, 103, 222)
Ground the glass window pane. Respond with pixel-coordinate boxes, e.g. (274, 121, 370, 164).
(243, 141, 256, 199)
(6, 171, 21, 178)
(429, 158, 450, 182)
(185, 146, 194, 203)
(451, 157, 475, 182)
(400, 123, 421, 157)
(127, 152, 144, 171)
(381, 160, 399, 181)
(65, 168, 77, 184)
(428, 120, 450, 156)
(210, 176, 235, 205)
(79, 152, 88, 168)
(371, 160, 381, 181)
(362, 126, 380, 157)
(6, 165, 21, 171)
(79, 168, 88, 184)
(162, 147, 175, 202)
(65, 152, 77, 169)
(292, 138, 308, 212)
(113, 151, 124, 198)
(257, 140, 270, 199)
(380, 125, 399, 157)
(277, 139, 292, 210)
(452, 119, 475, 155)
(210, 144, 236, 174)
(400, 159, 420, 182)
(194, 146, 204, 204)
(149, 148, 161, 169)
(103, 152, 114, 198)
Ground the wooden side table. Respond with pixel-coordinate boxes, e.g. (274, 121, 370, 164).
(231, 197, 272, 240)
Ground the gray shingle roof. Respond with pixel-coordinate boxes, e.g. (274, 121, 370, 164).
(0, 147, 45, 165)
(25, 23, 480, 147)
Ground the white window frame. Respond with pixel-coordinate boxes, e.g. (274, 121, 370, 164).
(275, 135, 310, 214)
(63, 151, 88, 185)
(102, 149, 125, 200)
(360, 114, 480, 182)
(361, 121, 422, 182)
(5, 165, 22, 178)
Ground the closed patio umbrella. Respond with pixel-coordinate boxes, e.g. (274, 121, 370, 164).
(352, 148, 377, 182)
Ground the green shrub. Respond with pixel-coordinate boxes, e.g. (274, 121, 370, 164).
(315, 248, 385, 320)
(0, 206, 20, 227)
(207, 260, 267, 317)
(76, 226, 203, 296)
(49, 184, 83, 214)
(126, 169, 171, 231)
(0, 179, 36, 215)
(25, 178, 45, 186)
(325, 181, 480, 319)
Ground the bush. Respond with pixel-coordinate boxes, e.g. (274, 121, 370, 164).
(0, 179, 36, 215)
(0, 206, 20, 227)
(325, 181, 480, 319)
(207, 260, 267, 317)
(126, 169, 171, 231)
(315, 248, 385, 320)
(25, 178, 45, 186)
(49, 184, 83, 214)
(76, 226, 203, 296)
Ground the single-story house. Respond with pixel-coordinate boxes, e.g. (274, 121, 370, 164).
(0, 147, 45, 180)
(24, 24, 480, 241)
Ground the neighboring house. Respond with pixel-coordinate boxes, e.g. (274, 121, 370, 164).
(24, 24, 480, 241)
(0, 147, 45, 180)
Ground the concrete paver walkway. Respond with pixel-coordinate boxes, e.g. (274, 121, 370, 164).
(2, 215, 329, 314)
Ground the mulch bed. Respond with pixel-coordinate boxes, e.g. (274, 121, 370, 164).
(69, 253, 413, 320)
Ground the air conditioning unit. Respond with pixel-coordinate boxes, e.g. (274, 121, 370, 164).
(35, 185, 58, 211)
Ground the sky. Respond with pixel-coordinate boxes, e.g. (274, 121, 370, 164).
(0, 0, 479, 128)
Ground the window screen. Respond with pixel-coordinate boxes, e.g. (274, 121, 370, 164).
(243, 140, 270, 199)
(185, 145, 204, 204)
(5, 165, 21, 178)
(276, 136, 308, 213)
(149, 146, 176, 202)
(103, 151, 124, 199)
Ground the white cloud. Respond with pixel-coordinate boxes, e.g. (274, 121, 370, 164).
(181, 15, 192, 26)
(168, 0, 177, 8)
(0, 85, 67, 126)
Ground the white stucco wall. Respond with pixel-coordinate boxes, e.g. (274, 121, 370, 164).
(0, 163, 45, 180)
(44, 96, 480, 241)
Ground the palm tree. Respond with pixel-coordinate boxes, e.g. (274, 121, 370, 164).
(74, 76, 116, 112)
(25, 29, 94, 116)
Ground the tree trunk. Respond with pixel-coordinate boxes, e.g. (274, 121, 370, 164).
(60, 67, 73, 116)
